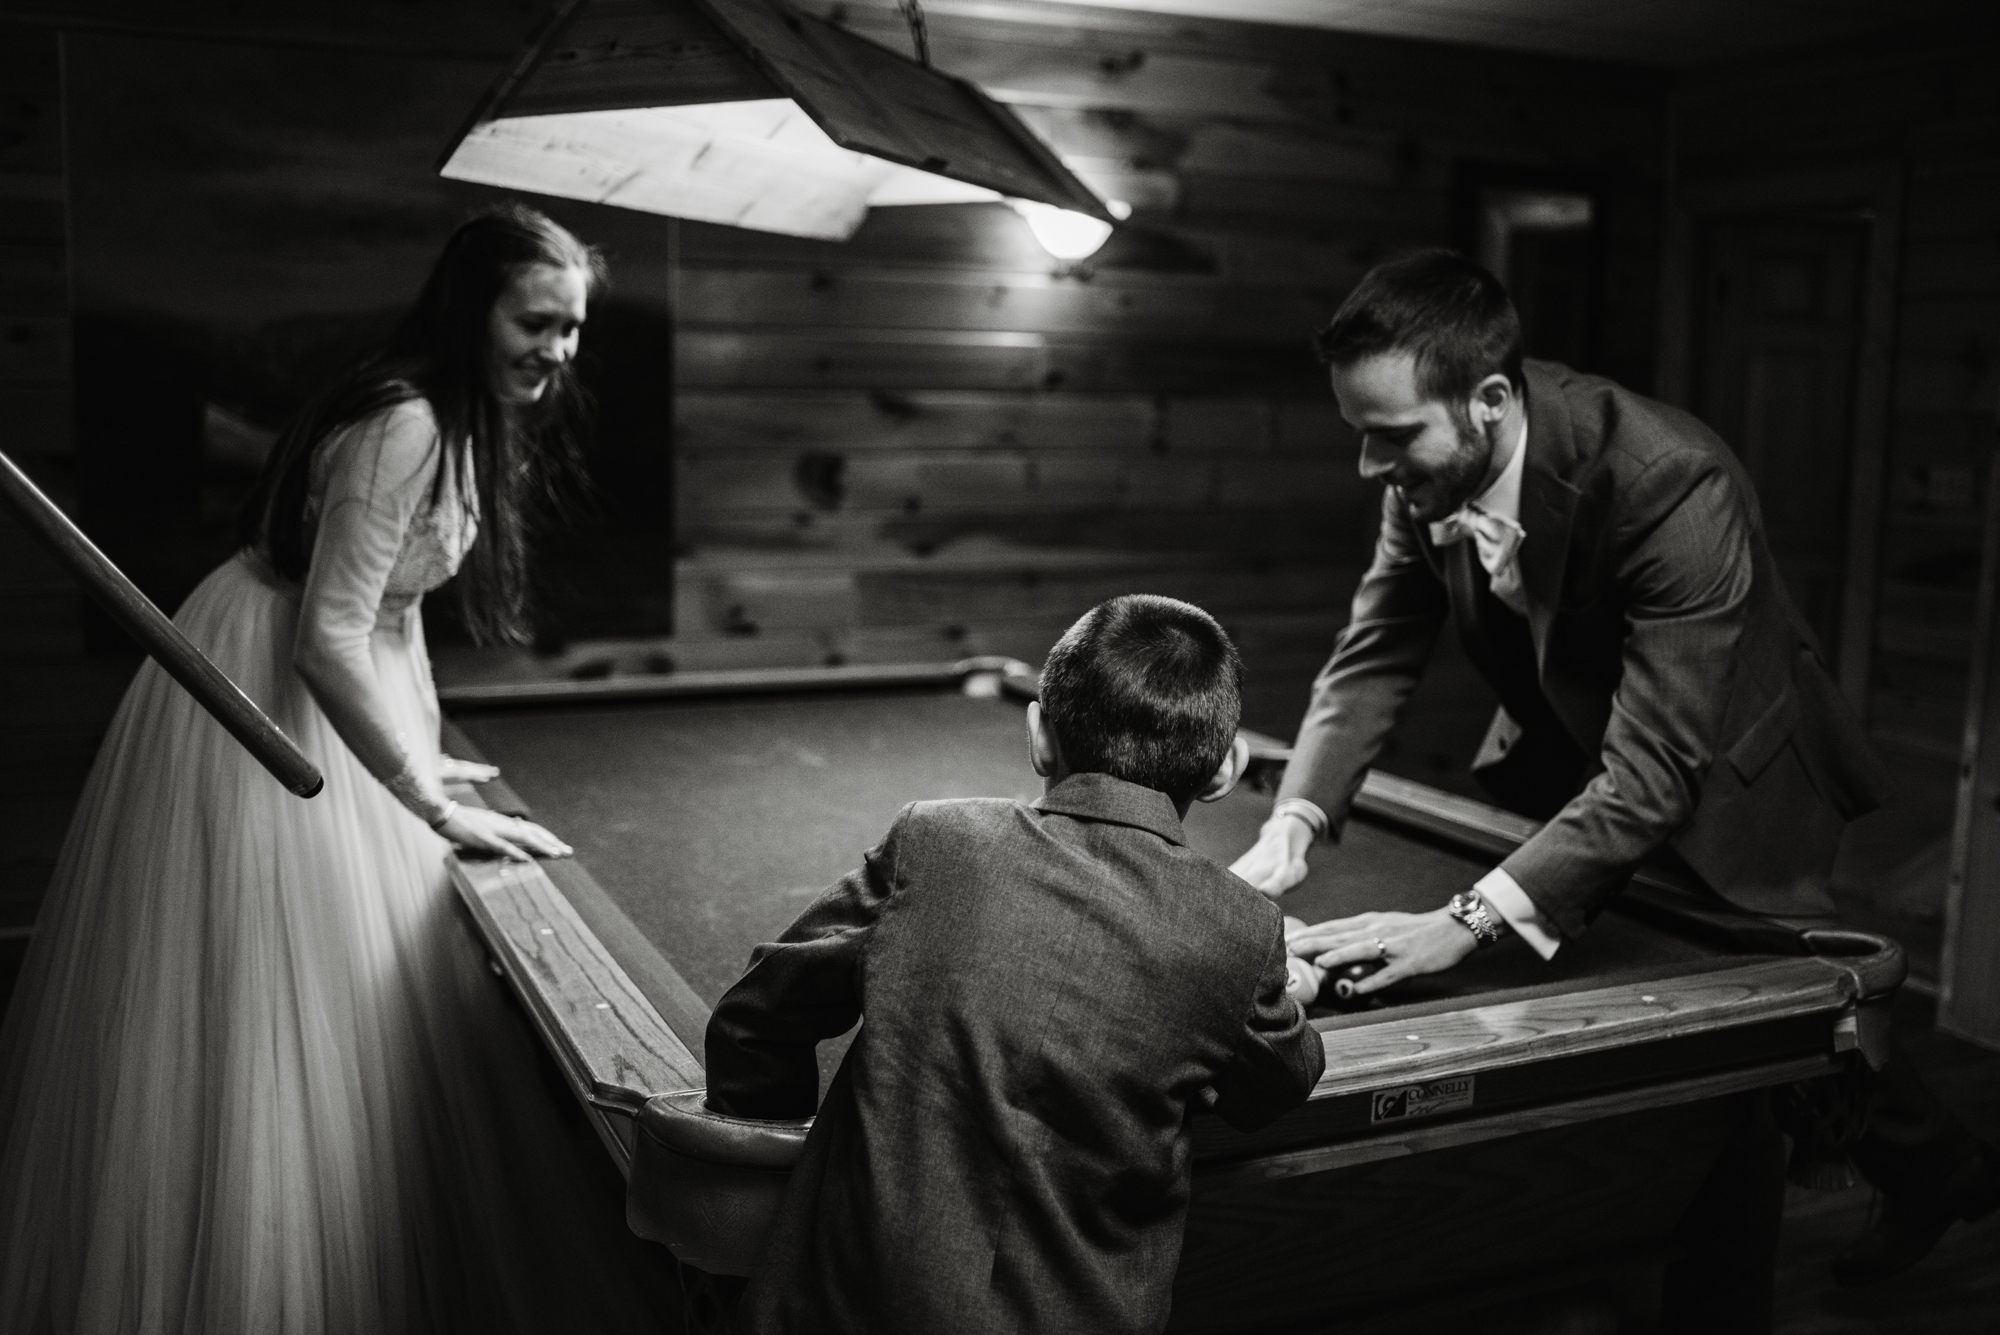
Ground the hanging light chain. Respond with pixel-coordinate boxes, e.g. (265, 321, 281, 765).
(897, 0, 931, 67)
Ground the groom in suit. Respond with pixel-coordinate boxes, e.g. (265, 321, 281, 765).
(1231, 249, 1998, 1286)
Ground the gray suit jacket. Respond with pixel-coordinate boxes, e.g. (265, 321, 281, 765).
(707, 773, 1324, 1335)
(1279, 360, 1892, 936)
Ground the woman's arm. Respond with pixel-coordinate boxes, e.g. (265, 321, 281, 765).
(291, 402, 565, 861)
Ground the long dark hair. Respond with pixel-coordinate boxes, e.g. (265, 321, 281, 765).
(239, 203, 607, 644)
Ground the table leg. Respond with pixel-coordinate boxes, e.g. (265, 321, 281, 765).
(1661, 1089, 1785, 1334)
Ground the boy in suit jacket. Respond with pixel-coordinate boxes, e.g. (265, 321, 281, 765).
(1232, 248, 1997, 1284)
(706, 594, 1326, 1335)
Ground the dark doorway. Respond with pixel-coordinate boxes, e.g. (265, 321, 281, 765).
(1454, 166, 1601, 372)
(1478, 190, 1597, 370)
(1506, 225, 1595, 371)
(1693, 213, 1869, 660)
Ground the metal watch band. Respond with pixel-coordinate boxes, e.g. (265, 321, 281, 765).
(1448, 891, 1503, 947)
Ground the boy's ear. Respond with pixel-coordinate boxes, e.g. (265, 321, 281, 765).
(1196, 733, 1252, 804)
(1025, 700, 1063, 779)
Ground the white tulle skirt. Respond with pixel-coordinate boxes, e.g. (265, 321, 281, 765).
(0, 552, 665, 1335)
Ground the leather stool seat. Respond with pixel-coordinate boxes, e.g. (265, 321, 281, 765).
(627, 1089, 812, 1276)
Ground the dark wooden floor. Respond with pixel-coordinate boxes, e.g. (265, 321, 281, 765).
(1773, 991, 2000, 1335)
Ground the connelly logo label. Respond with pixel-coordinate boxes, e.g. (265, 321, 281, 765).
(1369, 1076, 1475, 1123)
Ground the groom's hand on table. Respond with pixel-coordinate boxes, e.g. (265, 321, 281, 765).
(1230, 811, 1314, 896)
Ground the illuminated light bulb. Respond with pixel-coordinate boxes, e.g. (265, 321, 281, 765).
(1008, 198, 1127, 261)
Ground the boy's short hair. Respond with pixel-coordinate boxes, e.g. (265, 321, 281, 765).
(1313, 248, 1524, 407)
(1039, 595, 1242, 803)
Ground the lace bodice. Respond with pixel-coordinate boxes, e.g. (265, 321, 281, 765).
(301, 401, 478, 623)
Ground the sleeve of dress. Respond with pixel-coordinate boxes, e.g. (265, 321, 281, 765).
(292, 400, 447, 791)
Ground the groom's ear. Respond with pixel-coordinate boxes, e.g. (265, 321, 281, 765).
(1196, 734, 1252, 804)
(1472, 372, 1513, 420)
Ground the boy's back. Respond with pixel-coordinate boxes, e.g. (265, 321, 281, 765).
(706, 772, 1325, 1335)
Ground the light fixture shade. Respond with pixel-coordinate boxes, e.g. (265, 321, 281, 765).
(439, 0, 1109, 241)
(447, 101, 1002, 240)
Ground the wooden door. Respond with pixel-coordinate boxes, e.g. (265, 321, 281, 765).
(1694, 216, 1869, 660)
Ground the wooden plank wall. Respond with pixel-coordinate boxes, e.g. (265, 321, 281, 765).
(0, 5, 546, 1001)
(552, 0, 1671, 748)
(0, 31, 70, 653)
(1673, 31, 2000, 958)
(0, 29, 119, 982)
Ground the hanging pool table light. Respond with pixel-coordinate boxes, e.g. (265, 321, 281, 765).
(439, 0, 1113, 243)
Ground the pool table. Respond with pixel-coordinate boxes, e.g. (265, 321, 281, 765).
(438, 659, 1902, 1333)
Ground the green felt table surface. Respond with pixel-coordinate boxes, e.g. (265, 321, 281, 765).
(452, 684, 1745, 1042)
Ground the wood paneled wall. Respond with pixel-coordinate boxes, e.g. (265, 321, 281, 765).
(0, 30, 71, 653)
(607, 0, 1670, 746)
(0, 7, 545, 991)
(1672, 29, 2000, 954)
(0, 29, 111, 965)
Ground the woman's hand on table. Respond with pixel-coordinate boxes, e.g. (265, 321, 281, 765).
(437, 805, 572, 862)
(1285, 909, 1478, 997)
(438, 755, 501, 784)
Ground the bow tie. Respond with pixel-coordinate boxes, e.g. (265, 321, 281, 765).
(1433, 503, 1528, 615)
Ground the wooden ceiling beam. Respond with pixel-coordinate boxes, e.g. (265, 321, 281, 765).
(794, 0, 1663, 80)
(0, 0, 550, 58)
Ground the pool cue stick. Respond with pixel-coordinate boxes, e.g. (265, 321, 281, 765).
(0, 446, 324, 798)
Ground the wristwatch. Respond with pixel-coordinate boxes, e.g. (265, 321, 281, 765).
(1446, 891, 1504, 948)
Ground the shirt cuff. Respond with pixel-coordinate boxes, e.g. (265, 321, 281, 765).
(1475, 868, 1562, 960)
(1271, 797, 1329, 842)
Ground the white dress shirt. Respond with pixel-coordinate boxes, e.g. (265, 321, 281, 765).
(1277, 410, 1564, 959)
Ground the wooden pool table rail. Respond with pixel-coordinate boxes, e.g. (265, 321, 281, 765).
(1304, 953, 1880, 1100)
(437, 656, 1035, 711)
(451, 850, 700, 1170)
(1196, 1050, 1838, 1190)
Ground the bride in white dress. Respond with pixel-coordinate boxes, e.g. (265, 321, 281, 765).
(0, 205, 671, 1333)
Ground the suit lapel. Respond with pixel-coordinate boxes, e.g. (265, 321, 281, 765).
(1518, 362, 1582, 671)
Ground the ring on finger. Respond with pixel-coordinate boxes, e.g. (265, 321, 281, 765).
(1373, 937, 1388, 960)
